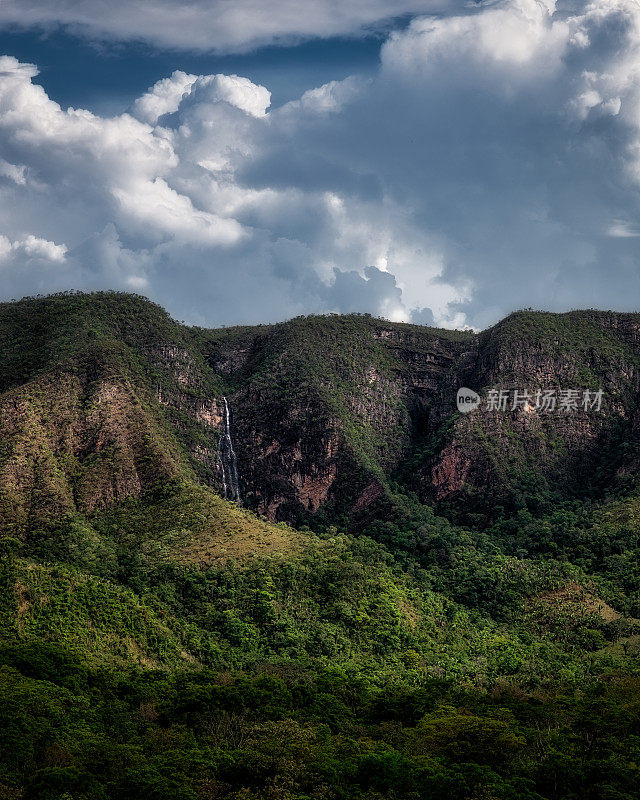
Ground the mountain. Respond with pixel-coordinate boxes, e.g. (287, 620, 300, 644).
(2, 291, 640, 800)
(205, 307, 640, 527)
(5, 292, 640, 532)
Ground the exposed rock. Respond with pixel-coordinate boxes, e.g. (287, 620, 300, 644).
(352, 479, 385, 512)
(3, 295, 640, 532)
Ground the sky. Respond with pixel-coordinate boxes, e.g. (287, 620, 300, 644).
(0, 0, 638, 329)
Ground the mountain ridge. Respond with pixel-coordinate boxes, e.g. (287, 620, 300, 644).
(2, 291, 640, 534)
(2, 292, 640, 798)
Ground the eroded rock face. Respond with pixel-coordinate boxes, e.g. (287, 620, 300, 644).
(149, 345, 203, 387)
(4, 298, 640, 532)
(352, 480, 385, 513)
(236, 400, 344, 520)
(417, 313, 640, 508)
(431, 443, 473, 500)
(146, 342, 227, 490)
(0, 373, 184, 533)
(204, 312, 640, 521)
(156, 387, 223, 429)
(206, 323, 470, 520)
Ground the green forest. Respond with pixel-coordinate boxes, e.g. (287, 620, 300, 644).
(1, 293, 640, 799)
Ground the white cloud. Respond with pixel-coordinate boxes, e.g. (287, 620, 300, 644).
(0, 158, 26, 185)
(287, 77, 364, 115)
(130, 71, 198, 125)
(0, 234, 67, 263)
(382, 0, 570, 79)
(0, 0, 465, 53)
(112, 176, 245, 246)
(185, 75, 271, 118)
(607, 219, 640, 238)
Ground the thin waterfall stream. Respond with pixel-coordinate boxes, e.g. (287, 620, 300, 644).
(218, 396, 240, 501)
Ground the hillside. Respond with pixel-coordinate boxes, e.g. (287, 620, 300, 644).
(2, 292, 640, 799)
(6, 294, 640, 526)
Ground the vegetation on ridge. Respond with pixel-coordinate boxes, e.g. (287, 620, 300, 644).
(1, 292, 640, 798)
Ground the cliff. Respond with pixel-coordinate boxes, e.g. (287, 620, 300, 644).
(2, 293, 640, 538)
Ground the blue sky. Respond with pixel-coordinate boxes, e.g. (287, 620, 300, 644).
(0, 29, 384, 114)
(0, 0, 638, 329)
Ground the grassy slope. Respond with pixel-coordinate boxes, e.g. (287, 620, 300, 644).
(93, 482, 307, 566)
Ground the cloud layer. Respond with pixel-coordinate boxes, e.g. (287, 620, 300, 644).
(0, 0, 462, 53)
(0, 0, 639, 328)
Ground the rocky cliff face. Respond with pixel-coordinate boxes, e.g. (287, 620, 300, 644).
(202, 311, 640, 524)
(416, 311, 640, 515)
(197, 316, 472, 522)
(2, 293, 640, 535)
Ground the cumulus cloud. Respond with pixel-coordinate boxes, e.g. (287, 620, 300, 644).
(130, 71, 198, 126)
(365, 0, 640, 325)
(326, 266, 407, 321)
(0, 1, 640, 328)
(0, 0, 465, 53)
(0, 158, 26, 185)
(0, 53, 442, 324)
(0, 234, 66, 263)
(0, 233, 70, 300)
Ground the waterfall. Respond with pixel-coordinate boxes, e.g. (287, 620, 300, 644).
(218, 396, 240, 502)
